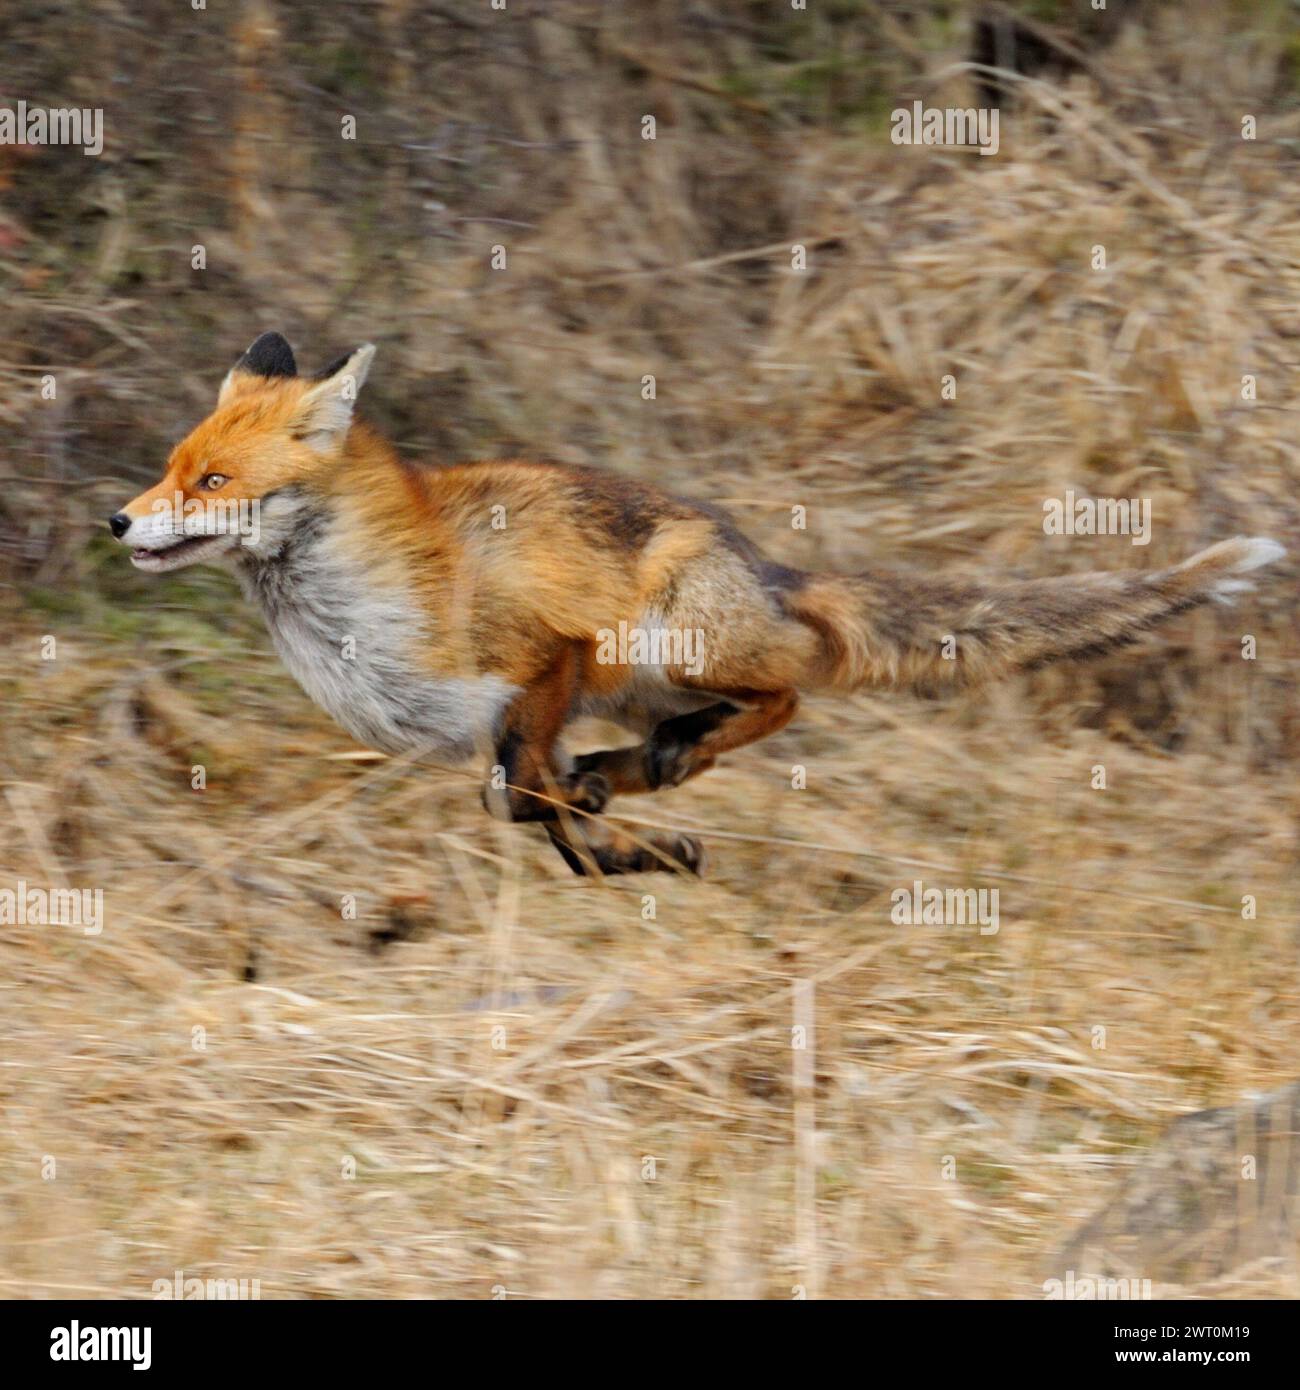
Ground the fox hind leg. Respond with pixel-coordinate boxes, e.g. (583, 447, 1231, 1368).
(574, 687, 799, 795)
(545, 816, 707, 877)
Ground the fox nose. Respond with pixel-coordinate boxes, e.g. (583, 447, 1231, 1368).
(108, 512, 131, 539)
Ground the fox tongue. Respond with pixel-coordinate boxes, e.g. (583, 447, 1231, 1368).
(132, 536, 198, 560)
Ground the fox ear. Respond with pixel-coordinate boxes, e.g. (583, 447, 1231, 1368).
(218, 331, 298, 405)
(292, 344, 376, 448)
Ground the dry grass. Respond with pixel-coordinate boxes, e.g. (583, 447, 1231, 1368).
(2, 1, 1299, 1298)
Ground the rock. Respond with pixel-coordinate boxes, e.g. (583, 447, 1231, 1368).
(1048, 1081, 1300, 1284)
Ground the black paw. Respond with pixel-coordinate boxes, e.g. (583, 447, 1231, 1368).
(645, 734, 693, 790)
(645, 704, 734, 789)
(561, 769, 610, 814)
(545, 827, 707, 877)
(669, 834, 708, 877)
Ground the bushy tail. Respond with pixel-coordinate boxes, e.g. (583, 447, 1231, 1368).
(788, 537, 1285, 693)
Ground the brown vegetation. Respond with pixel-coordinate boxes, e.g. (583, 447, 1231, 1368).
(1, 1, 1297, 1298)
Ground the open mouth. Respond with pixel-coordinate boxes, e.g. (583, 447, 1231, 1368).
(130, 533, 239, 573)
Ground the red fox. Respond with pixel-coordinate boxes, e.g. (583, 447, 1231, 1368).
(110, 333, 1285, 876)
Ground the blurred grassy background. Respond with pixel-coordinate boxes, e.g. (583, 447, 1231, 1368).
(1, 0, 1298, 1298)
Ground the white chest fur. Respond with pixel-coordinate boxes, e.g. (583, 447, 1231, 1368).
(240, 516, 516, 759)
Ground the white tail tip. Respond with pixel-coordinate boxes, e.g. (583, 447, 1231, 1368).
(1230, 536, 1286, 572)
(1202, 535, 1286, 603)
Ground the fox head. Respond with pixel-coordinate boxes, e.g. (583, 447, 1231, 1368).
(109, 332, 375, 572)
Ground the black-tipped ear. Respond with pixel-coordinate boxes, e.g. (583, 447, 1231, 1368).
(218, 332, 298, 406)
(238, 332, 297, 379)
(292, 344, 376, 447)
(310, 350, 356, 382)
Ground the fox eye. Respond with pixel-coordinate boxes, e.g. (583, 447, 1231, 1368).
(197, 473, 229, 490)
